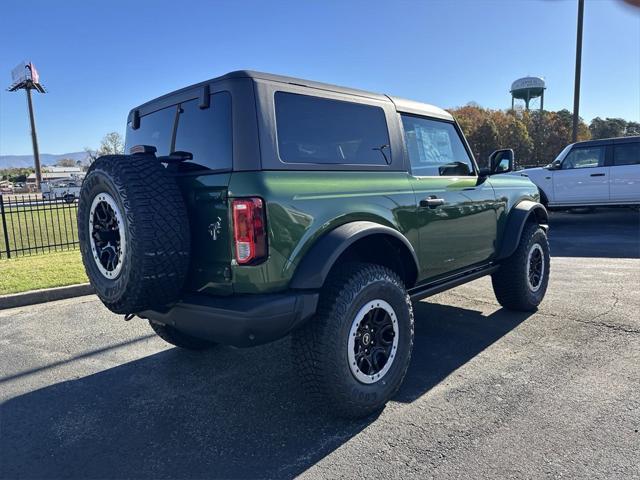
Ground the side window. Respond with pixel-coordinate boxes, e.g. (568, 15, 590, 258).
(613, 142, 640, 166)
(125, 106, 176, 156)
(561, 146, 605, 169)
(174, 92, 233, 171)
(275, 92, 391, 165)
(401, 115, 474, 176)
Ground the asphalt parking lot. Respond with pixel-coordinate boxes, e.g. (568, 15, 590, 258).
(1, 208, 638, 479)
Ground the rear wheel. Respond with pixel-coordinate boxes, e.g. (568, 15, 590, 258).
(148, 321, 217, 350)
(492, 223, 550, 311)
(293, 263, 414, 418)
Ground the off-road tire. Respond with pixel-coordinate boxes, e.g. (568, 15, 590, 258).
(292, 263, 414, 419)
(78, 154, 190, 314)
(492, 223, 550, 311)
(148, 321, 216, 350)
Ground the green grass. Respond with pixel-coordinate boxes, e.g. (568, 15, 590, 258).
(0, 200, 78, 256)
(0, 250, 88, 295)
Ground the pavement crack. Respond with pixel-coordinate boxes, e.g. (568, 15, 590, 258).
(541, 291, 639, 335)
(589, 291, 620, 323)
(566, 317, 640, 335)
(441, 291, 640, 335)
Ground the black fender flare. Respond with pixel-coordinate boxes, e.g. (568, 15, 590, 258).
(289, 221, 419, 290)
(495, 200, 549, 261)
(537, 186, 550, 207)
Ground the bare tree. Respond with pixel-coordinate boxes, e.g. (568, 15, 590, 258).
(98, 132, 125, 156)
(83, 146, 98, 164)
(84, 132, 125, 164)
(56, 158, 77, 167)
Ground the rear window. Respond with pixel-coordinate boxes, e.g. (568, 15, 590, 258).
(174, 92, 232, 171)
(126, 107, 175, 156)
(125, 91, 232, 172)
(275, 92, 391, 165)
(613, 142, 640, 166)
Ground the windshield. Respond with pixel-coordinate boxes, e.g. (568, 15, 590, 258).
(551, 144, 573, 166)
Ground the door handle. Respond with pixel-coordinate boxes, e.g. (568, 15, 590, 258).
(590, 173, 605, 177)
(419, 196, 446, 208)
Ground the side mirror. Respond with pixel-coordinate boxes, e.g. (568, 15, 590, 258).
(488, 149, 514, 174)
(547, 162, 561, 171)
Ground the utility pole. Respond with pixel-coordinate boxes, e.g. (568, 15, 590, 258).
(7, 62, 46, 191)
(572, 0, 585, 143)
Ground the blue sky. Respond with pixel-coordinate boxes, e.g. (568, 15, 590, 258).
(0, 0, 638, 155)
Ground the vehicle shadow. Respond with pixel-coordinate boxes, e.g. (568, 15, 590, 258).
(548, 208, 639, 258)
(397, 301, 531, 403)
(0, 302, 530, 479)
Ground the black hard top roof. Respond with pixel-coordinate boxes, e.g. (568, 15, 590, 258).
(131, 70, 453, 121)
(223, 70, 390, 100)
(571, 135, 640, 147)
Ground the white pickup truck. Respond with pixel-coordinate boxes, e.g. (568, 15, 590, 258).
(41, 181, 82, 203)
(516, 136, 639, 209)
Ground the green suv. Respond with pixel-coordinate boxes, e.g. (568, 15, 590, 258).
(78, 71, 549, 418)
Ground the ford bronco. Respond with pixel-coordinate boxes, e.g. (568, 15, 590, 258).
(78, 71, 550, 418)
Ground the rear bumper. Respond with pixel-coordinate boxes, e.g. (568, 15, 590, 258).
(141, 291, 319, 347)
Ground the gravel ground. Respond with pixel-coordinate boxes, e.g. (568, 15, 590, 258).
(0, 208, 638, 479)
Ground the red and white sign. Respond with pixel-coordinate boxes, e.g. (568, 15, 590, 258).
(10, 61, 41, 85)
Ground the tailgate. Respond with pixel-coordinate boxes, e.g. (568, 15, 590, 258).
(176, 173, 233, 295)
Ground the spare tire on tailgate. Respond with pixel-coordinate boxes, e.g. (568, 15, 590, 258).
(78, 154, 190, 314)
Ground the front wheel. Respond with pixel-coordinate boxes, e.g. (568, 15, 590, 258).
(292, 263, 414, 418)
(492, 223, 550, 311)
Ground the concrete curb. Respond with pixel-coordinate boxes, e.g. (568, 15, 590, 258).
(0, 283, 94, 310)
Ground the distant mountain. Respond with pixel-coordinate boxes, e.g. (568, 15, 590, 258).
(0, 151, 89, 169)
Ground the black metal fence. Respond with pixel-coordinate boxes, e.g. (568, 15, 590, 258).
(0, 194, 79, 259)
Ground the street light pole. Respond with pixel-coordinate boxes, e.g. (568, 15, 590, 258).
(572, 0, 585, 143)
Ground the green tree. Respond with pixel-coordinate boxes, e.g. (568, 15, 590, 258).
(491, 111, 533, 168)
(0, 168, 32, 183)
(522, 110, 589, 166)
(523, 111, 553, 166)
(626, 122, 640, 136)
(448, 104, 488, 141)
(589, 117, 627, 139)
(468, 118, 499, 167)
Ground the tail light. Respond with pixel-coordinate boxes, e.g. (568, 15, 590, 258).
(232, 198, 267, 265)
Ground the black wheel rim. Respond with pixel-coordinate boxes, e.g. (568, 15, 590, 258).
(527, 243, 544, 292)
(348, 299, 399, 384)
(89, 193, 126, 279)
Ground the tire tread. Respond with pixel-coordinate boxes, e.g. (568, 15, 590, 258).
(492, 223, 549, 312)
(293, 262, 414, 418)
(78, 155, 190, 313)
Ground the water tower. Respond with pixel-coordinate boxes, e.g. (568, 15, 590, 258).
(510, 76, 546, 111)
